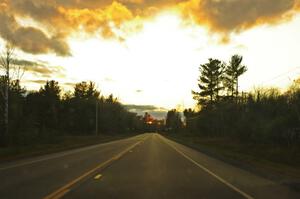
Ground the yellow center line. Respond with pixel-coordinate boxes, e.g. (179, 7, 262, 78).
(94, 174, 102, 180)
(43, 136, 148, 199)
(51, 189, 70, 199)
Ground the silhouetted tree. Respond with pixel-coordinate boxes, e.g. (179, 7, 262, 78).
(183, 108, 198, 133)
(74, 81, 99, 100)
(192, 58, 225, 106)
(0, 44, 25, 146)
(38, 80, 61, 134)
(225, 55, 247, 99)
(0, 45, 14, 144)
(166, 109, 182, 132)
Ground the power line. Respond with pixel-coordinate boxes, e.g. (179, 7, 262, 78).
(261, 66, 300, 85)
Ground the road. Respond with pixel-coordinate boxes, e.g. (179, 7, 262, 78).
(0, 133, 299, 199)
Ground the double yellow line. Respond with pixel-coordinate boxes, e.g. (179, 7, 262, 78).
(43, 138, 145, 199)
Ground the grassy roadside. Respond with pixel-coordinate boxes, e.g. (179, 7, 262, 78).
(164, 133, 300, 189)
(0, 133, 137, 163)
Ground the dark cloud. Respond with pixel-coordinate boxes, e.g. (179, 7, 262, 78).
(180, 0, 298, 33)
(9, 0, 60, 21)
(13, 27, 70, 56)
(125, 104, 167, 119)
(125, 104, 159, 110)
(12, 58, 65, 77)
(0, 10, 70, 56)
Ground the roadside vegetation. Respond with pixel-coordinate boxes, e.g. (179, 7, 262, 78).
(0, 78, 146, 147)
(165, 55, 300, 179)
(0, 45, 149, 160)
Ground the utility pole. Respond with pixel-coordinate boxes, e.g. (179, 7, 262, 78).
(5, 50, 9, 138)
(95, 99, 98, 136)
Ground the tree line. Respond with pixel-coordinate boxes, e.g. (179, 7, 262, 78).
(0, 45, 146, 147)
(166, 55, 300, 147)
(0, 79, 147, 146)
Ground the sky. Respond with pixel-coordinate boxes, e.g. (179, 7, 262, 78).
(1, 0, 300, 114)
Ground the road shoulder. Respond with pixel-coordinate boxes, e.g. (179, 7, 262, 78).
(163, 133, 300, 193)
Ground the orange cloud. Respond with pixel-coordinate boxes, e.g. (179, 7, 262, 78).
(178, 0, 299, 33)
(1, 0, 300, 55)
(119, 0, 144, 4)
(57, 1, 134, 38)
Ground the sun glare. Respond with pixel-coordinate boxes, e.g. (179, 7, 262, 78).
(61, 12, 205, 108)
(11, 10, 300, 109)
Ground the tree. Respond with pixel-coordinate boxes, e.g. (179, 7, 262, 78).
(0, 44, 25, 145)
(183, 108, 198, 132)
(37, 80, 61, 133)
(39, 80, 61, 101)
(0, 45, 13, 141)
(165, 109, 182, 132)
(225, 55, 247, 99)
(74, 81, 99, 100)
(71, 81, 100, 134)
(192, 58, 225, 106)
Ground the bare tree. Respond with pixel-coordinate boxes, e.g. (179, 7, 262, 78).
(0, 44, 14, 139)
(0, 44, 25, 143)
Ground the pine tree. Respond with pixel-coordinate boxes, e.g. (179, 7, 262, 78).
(192, 58, 225, 106)
(225, 55, 247, 99)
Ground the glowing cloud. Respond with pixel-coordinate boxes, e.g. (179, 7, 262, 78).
(178, 0, 298, 32)
(1, 0, 300, 55)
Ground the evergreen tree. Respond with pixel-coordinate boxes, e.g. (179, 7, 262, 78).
(192, 58, 225, 106)
(225, 55, 247, 99)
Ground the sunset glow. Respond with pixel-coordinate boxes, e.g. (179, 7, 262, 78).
(1, 0, 300, 110)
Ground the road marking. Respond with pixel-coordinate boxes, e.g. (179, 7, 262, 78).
(43, 137, 147, 199)
(94, 174, 102, 180)
(0, 134, 148, 171)
(52, 189, 70, 199)
(159, 135, 255, 199)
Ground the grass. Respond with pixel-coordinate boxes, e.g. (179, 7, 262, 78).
(0, 133, 137, 163)
(165, 133, 300, 184)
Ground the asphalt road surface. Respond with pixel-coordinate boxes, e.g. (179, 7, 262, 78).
(0, 133, 299, 199)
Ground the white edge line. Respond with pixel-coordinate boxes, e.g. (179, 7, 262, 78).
(159, 135, 255, 199)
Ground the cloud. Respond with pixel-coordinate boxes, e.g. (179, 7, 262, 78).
(179, 0, 299, 34)
(0, 10, 70, 56)
(125, 104, 159, 110)
(62, 82, 77, 87)
(24, 80, 77, 89)
(124, 104, 168, 119)
(57, 2, 135, 39)
(9, 0, 61, 21)
(1, 0, 300, 55)
(24, 79, 47, 85)
(12, 58, 65, 77)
